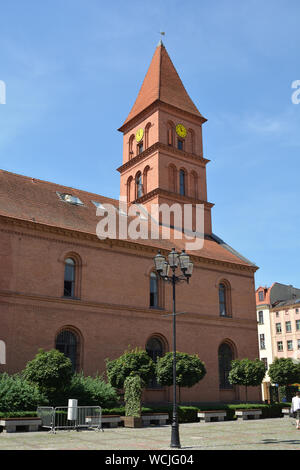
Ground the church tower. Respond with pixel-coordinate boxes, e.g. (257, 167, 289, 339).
(117, 41, 214, 235)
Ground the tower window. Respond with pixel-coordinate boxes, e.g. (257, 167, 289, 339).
(135, 172, 143, 199)
(177, 139, 184, 150)
(138, 142, 144, 154)
(179, 170, 185, 196)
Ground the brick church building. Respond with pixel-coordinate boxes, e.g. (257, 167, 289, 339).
(0, 41, 261, 403)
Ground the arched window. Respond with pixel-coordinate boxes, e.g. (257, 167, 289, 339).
(145, 122, 151, 149)
(179, 169, 186, 196)
(55, 329, 79, 372)
(143, 166, 150, 195)
(190, 171, 198, 199)
(150, 272, 158, 308)
(169, 165, 177, 193)
(129, 134, 135, 160)
(64, 258, 75, 297)
(127, 176, 133, 203)
(167, 122, 174, 146)
(218, 343, 234, 389)
(146, 336, 165, 388)
(135, 172, 143, 199)
(219, 281, 232, 317)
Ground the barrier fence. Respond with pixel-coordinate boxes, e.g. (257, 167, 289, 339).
(37, 406, 102, 433)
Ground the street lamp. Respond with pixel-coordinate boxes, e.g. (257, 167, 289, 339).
(153, 248, 193, 449)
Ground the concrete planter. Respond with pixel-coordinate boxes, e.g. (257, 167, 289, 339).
(122, 416, 143, 428)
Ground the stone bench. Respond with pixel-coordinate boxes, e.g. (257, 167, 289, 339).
(235, 409, 262, 421)
(142, 413, 169, 426)
(197, 410, 227, 423)
(282, 408, 291, 418)
(0, 417, 42, 433)
(86, 414, 121, 428)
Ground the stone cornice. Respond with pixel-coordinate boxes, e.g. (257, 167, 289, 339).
(117, 142, 210, 174)
(118, 99, 207, 134)
(0, 215, 257, 273)
(133, 187, 215, 209)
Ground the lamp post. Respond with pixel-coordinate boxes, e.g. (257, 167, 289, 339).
(154, 248, 193, 449)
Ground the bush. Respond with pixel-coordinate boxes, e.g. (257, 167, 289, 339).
(0, 373, 48, 412)
(124, 375, 142, 417)
(23, 349, 73, 398)
(62, 372, 119, 408)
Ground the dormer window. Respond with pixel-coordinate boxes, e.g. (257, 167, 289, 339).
(57, 192, 84, 206)
(258, 291, 264, 301)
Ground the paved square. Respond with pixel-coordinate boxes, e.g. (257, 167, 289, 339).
(0, 417, 300, 450)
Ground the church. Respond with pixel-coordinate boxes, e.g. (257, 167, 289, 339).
(0, 41, 261, 403)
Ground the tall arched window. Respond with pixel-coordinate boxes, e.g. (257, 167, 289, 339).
(145, 122, 151, 149)
(179, 169, 186, 196)
(127, 176, 133, 203)
(129, 134, 135, 160)
(135, 172, 143, 199)
(64, 258, 75, 297)
(218, 343, 234, 389)
(219, 281, 232, 317)
(56, 329, 79, 372)
(146, 336, 165, 388)
(143, 166, 150, 195)
(167, 122, 174, 146)
(190, 171, 198, 199)
(150, 272, 158, 308)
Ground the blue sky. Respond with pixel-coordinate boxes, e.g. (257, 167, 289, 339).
(1, 0, 300, 289)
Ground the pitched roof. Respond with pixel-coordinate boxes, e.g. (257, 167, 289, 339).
(120, 42, 205, 128)
(0, 169, 257, 270)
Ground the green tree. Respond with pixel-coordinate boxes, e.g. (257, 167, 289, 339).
(228, 358, 266, 402)
(268, 357, 300, 402)
(106, 347, 155, 389)
(156, 352, 206, 402)
(23, 349, 73, 399)
(106, 347, 155, 418)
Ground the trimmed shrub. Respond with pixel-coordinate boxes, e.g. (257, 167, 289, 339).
(0, 373, 48, 412)
(124, 375, 142, 417)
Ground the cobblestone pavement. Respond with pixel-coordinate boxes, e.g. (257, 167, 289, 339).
(0, 418, 300, 451)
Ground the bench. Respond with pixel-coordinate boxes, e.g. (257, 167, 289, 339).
(197, 410, 227, 423)
(85, 414, 121, 428)
(142, 413, 169, 426)
(235, 409, 262, 421)
(0, 417, 42, 433)
(282, 408, 291, 418)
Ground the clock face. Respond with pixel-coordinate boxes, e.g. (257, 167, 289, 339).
(176, 123, 187, 139)
(135, 128, 144, 143)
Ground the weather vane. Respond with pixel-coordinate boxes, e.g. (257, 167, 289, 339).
(158, 31, 165, 45)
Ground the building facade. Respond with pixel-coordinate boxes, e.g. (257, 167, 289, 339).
(256, 283, 300, 401)
(0, 42, 261, 404)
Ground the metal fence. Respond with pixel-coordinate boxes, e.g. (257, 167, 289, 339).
(37, 406, 102, 433)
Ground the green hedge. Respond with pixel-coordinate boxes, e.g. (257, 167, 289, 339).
(1, 403, 289, 423)
(0, 411, 38, 419)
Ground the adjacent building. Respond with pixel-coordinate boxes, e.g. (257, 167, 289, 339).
(256, 283, 300, 400)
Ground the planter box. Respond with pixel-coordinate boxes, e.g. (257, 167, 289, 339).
(122, 416, 143, 428)
(0, 417, 42, 433)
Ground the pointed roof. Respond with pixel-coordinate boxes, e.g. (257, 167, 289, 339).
(120, 42, 205, 129)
